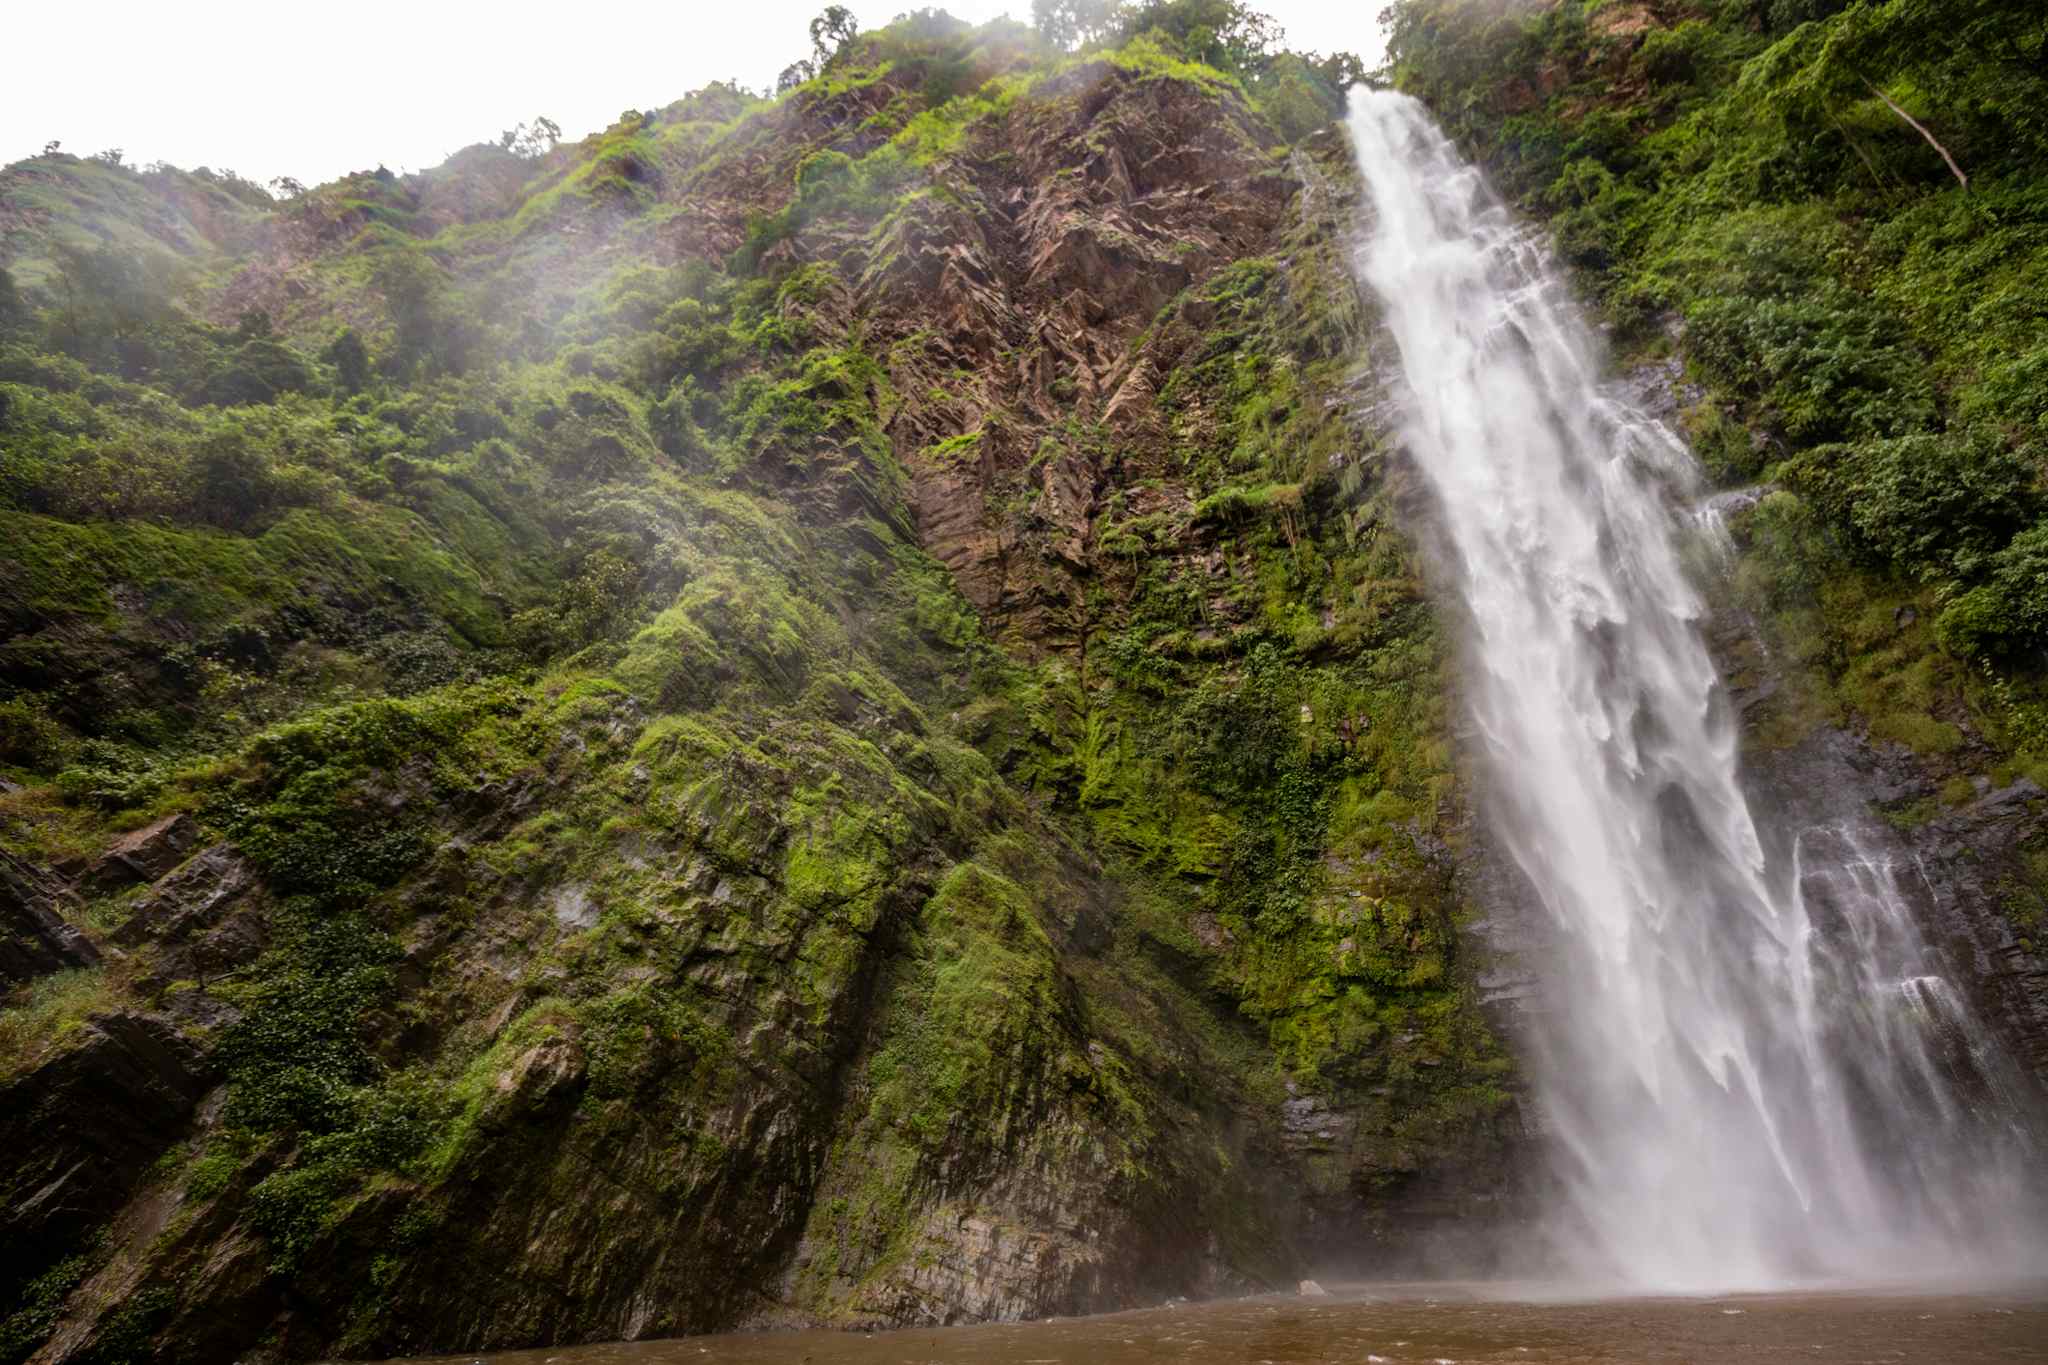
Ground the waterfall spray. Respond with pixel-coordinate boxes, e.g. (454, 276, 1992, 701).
(1345, 87, 2042, 1290)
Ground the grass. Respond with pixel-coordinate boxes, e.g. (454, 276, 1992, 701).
(0, 968, 118, 1082)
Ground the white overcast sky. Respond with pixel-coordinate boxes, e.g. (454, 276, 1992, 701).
(4, 2, 1386, 189)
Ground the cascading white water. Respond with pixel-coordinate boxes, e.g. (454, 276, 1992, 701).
(1344, 88, 2043, 1290)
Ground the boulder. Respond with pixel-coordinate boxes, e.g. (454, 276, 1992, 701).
(80, 813, 201, 896)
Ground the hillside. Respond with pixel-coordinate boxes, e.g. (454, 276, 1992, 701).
(0, 9, 1518, 1362)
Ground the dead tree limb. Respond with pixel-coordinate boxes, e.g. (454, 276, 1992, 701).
(1864, 79, 1969, 191)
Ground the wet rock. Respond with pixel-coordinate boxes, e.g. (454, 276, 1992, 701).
(1, 847, 99, 985)
(80, 813, 200, 896)
(1907, 776, 2048, 1083)
(0, 1011, 213, 1303)
(1280, 1091, 1352, 1149)
(549, 881, 598, 930)
(111, 845, 266, 987)
(1729, 703, 2048, 1096)
(479, 1035, 586, 1131)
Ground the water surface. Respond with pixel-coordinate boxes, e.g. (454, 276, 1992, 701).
(378, 1283, 2048, 1364)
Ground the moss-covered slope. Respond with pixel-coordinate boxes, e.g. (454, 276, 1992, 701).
(1, 10, 1519, 1363)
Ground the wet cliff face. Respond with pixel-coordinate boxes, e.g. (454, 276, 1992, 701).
(0, 23, 1523, 1365)
(1712, 585, 2048, 1105)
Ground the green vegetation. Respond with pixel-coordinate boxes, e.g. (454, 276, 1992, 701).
(0, 7, 1504, 1359)
(0, 968, 116, 1082)
(1035, 0, 1368, 135)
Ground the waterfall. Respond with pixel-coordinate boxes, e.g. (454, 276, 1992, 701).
(1344, 88, 2042, 1290)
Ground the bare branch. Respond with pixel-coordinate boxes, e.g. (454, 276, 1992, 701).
(1864, 79, 1968, 192)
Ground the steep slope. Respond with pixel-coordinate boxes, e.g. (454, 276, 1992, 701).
(1, 13, 1519, 1363)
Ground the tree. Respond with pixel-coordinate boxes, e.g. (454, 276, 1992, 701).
(324, 328, 371, 395)
(0, 266, 22, 333)
(202, 333, 314, 407)
(1254, 52, 1340, 142)
(268, 176, 307, 200)
(499, 116, 562, 158)
(188, 427, 284, 529)
(1118, 0, 1283, 74)
(809, 5, 859, 66)
(371, 251, 468, 376)
(1744, 0, 2048, 191)
(47, 244, 179, 372)
(777, 59, 819, 93)
(1033, 0, 1124, 49)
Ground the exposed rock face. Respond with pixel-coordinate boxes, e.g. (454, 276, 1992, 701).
(80, 813, 200, 896)
(1910, 778, 2048, 1079)
(0, 1012, 213, 1297)
(109, 844, 268, 992)
(0, 42, 1519, 1365)
(0, 849, 98, 984)
(1740, 723, 2048, 1096)
(852, 67, 1294, 652)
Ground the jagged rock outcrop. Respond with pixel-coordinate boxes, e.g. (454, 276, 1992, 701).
(0, 1012, 213, 1298)
(1, 850, 97, 985)
(79, 814, 199, 897)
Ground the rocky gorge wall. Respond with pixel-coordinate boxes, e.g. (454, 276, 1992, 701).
(0, 21, 1528, 1364)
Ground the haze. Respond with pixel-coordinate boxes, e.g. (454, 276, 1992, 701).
(4, 0, 1385, 188)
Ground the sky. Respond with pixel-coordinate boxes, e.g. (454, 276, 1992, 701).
(3, 1, 1387, 190)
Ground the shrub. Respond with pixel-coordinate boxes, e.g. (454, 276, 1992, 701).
(1935, 525, 2048, 658)
(1986, 524, 2048, 646)
(1796, 430, 2039, 578)
(1684, 288, 1933, 442)
(323, 328, 371, 395)
(0, 697, 72, 771)
(197, 336, 314, 407)
(188, 428, 289, 529)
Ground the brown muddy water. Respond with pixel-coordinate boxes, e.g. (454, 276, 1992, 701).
(372, 1281, 2048, 1364)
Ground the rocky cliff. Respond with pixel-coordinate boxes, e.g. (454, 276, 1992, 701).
(0, 14, 1522, 1363)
